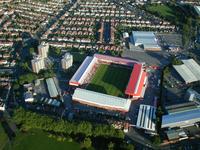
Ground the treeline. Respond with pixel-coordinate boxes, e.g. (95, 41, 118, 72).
(13, 107, 124, 139)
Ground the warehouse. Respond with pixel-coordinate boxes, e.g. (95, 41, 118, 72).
(72, 88, 131, 112)
(161, 108, 200, 129)
(173, 59, 200, 84)
(125, 64, 148, 99)
(131, 31, 161, 51)
(136, 105, 156, 131)
(46, 78, 59, 98)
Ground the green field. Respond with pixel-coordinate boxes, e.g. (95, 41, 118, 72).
(87, 64, 131, 97)
(10, 130, 81, 150)
(146, 4, 176, 19)
(0, 123, 9, 150)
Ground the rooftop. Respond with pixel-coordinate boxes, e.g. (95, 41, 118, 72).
(173, 59, 200, 83)
(162, 108, 200, 128)
(136, 104, 156, 131)
(73, 88, 131, 112)
(125, 64, 147, 97)
(132, 31, 160, 49)
(46, 78, 59, 98)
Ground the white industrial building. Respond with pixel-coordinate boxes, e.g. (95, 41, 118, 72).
(31, 56, 45, 74)
(38, 42, 49, 58)
(173, 59, 200, 84)
(61, 53, 73, 70)
(136, 104, 156, 131)
(131, 31, 161, 51)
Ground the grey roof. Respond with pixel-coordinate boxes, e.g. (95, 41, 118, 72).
(46, 78, 58, 98)
(161, 108, 200, 128)
(132, 31, 160, 49)
(182, 59, 200, 80)
(173, 59, 200, 83)
(72, 88, 131, 112)
(136, 105, 156, 131)
(166, 102, 198, 114)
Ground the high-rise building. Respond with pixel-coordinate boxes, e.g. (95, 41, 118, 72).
(61, 53, 73, 70)
(38, 42, 49, 58)
(31, 56, 45, 74)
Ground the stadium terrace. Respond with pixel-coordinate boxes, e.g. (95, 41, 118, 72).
(69, 54, 148, 112)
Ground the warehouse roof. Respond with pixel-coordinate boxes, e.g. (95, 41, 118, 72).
(161, 108, 200, 128)
(125, 64, 147, 97)
(69, 56, 94, 86)
(132, 31, 160, 50)
(46, 78, 58, 98)
(173, 59, 200, 83)
(136, 105, 156, 131)
(73, 88, 131, 112)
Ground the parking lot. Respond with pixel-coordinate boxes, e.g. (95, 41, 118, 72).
(122, 50, 170, 66)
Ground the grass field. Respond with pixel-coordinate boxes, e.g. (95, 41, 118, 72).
(87, 64, 131, 97)
(0, 123, 9, 150)
(145, 4, 183, 25)
(146, 4, 176, 19)
(10, 130, 81, 150)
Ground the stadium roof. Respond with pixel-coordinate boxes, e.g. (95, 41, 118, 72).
(73, 88, 131, 112)
(46, 78, 59, 98)
(125, 64, 147, 97)
(94, 54, 139, 66)
(69, 56, 94, 86)
(194, 6, 200, 15)
(173, 59, 200, 83)
(136, 105, 156, 131)
(132, 31, 160, 50)
(161, 108, 200, 128)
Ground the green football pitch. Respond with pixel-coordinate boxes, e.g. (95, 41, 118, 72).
(86, 64, 132, 97)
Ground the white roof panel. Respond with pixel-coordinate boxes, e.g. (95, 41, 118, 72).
(132, 31, 160, 49)
(182, 59, 200, 80)
(73, 88, 131, 112)
(136, 105, 156, 131)
(173, 65, 197, 83)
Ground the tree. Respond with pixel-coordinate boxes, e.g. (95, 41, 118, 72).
(108, 142, 115, 150)
(152, 136, 161, 146)
(29, 47, 35, 55)
(81, 137, 92, 149)
(18, 73, 37, 85)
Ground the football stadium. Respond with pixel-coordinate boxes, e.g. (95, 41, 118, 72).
(69, 54, 148, 113)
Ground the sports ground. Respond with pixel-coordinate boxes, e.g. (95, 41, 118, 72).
(86, 64, 132, 97)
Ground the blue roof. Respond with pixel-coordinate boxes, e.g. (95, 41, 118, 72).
(162, 108, 200, 128)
